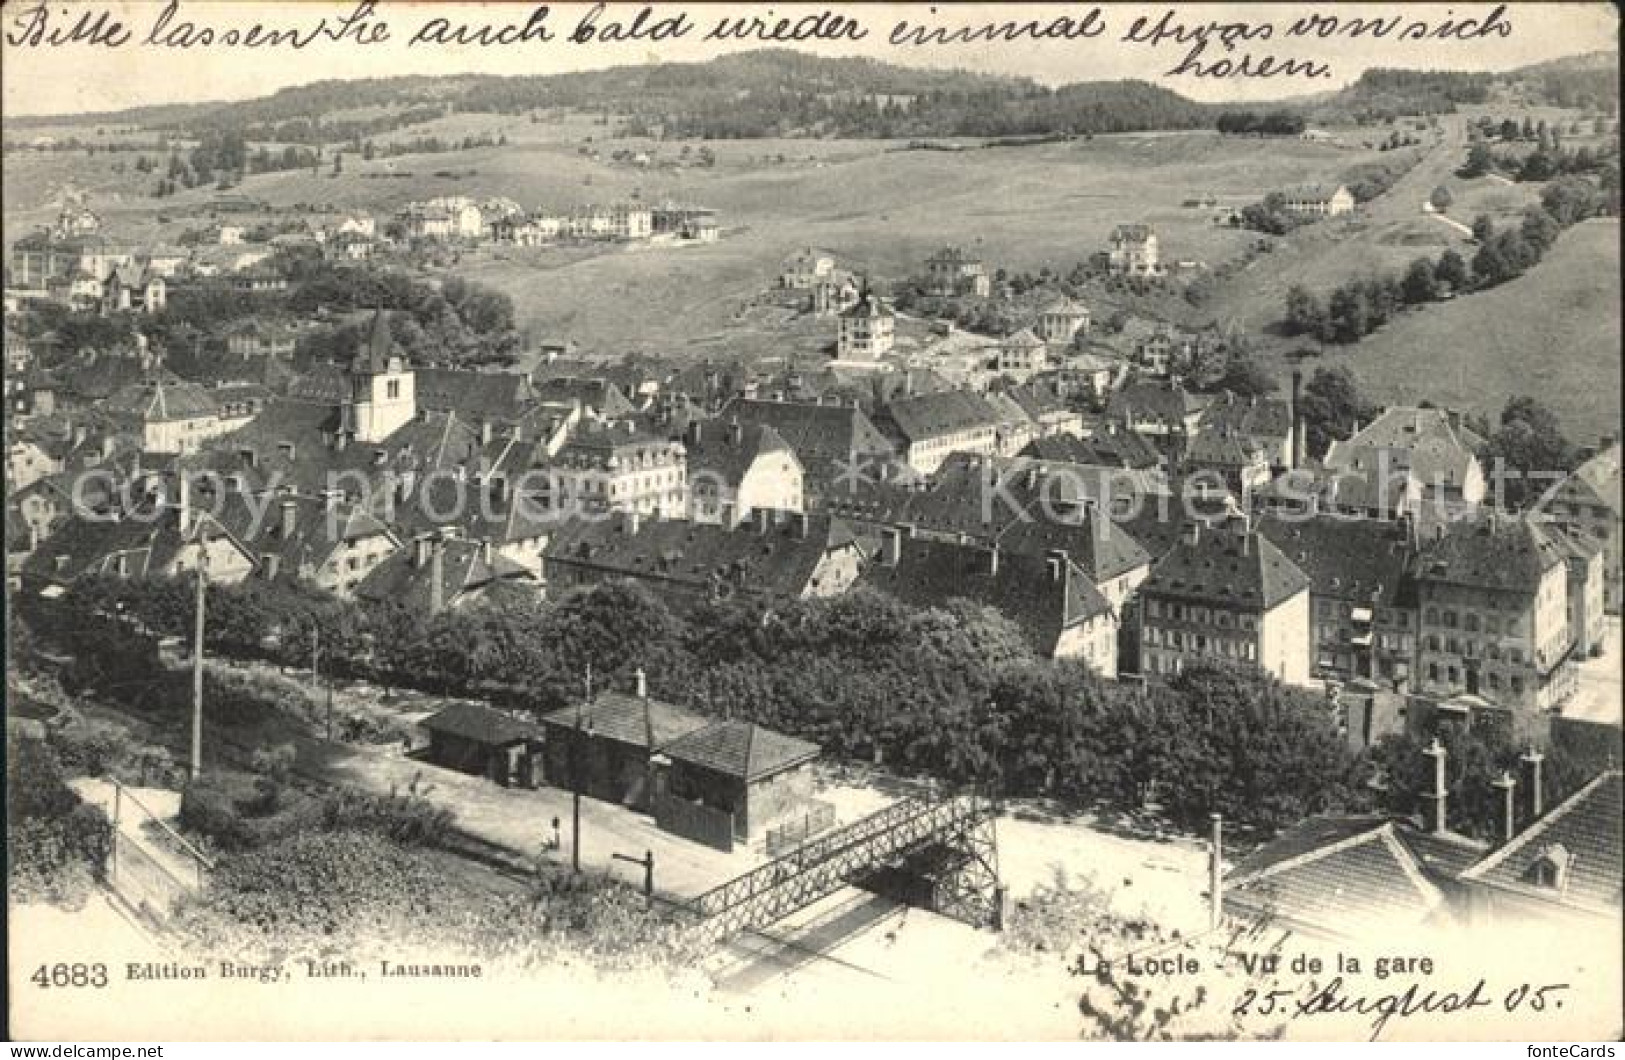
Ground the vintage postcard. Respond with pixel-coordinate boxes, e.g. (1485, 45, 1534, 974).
(3, 0, 1621, 1042)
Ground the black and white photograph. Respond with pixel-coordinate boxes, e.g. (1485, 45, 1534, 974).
(2, 0, 1621, 1042)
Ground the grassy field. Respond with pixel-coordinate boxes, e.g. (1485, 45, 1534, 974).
(1294, 218, 1620, 440)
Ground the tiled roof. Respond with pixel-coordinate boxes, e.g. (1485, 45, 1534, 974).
(1226, 818, 1451, 938)
(720, 399, 895, 483)
(102, 372, 224, 424)
(1143, 522, 1310, 610)
(544, 511, 857, 600)
(1198, 394, 1292, 447)
(22, 503, 250, 582)
(1106, 380, 1208, 426)
(684, 421, 796, 486)
(1415, 513, 1567, 593)
(414, 367, 534, 422)
(1021, 431, 1161, 471)
(840, 290, 893, 320)
(420, 701, 544, 746)
(1256, 513, 1415, 607)
(208, 489, 399, 574)
(877, 390, 1002, 445)
(661, 719, 820, 782)
(1110, 224, 1154, 242)
(541, 692, 711, 749)
(1279, 183, 1348, 201)
(1325, 407, 1483, 488)
(1539, 443, 1623, 520)
(355, 535, 530, 610)
(862, 536, 1114, 656)
(533, 377, 636, 418)
(1459, 770, 1623, 915)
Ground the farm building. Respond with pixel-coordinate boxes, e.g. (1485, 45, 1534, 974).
(418, 701, 546, 788)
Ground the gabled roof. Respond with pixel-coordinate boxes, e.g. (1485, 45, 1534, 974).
(1110, 224, 1154, 242)
(22, 504, 252, 583)
(1106, 380, 1209, 426)
(420, 701, 544, 746)
(1324, 407, 1483, 488)
(413, 367, 534, 422)
(1198, 394, 1292, 447)
(355, 535, 530, 610)
(1415, 513, 1567, 593)
(350, 310, 396, 375)
(1256, 513, 1415, 607)
(1143, 522, 1311, 610)
(684, 421, 797, 486)
(877, 390, 1002, 444)
(1458, 770, 1623, 915)
(840, 290, 893, 321)
(862, 536, 1114, 656)
(103, 372, 222, 424)
(720, 398, 895, 484)
(1226, 817, 1453, 939)
(533, 377, 636, 418)
(1279, 183, 1349, 201)
(544, 511, 858, 600)
(661, 719, 820, 782)
(1539, 443, 1622, 520)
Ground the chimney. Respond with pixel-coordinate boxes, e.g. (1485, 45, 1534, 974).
(1521, 747, 1545, 819)
(480, 419, 494, 446)
(280, 499, 297, 539)
(986, 546, 1000, 578)
(1185, 522, 1201, 547)
(753, 507, 771, 534)
(1290, 369, 1305, 469)
(728, 418, 743, 446)
(1423, 738, 1448, 834)
(429, 537, 445, 616)
(686, 419, 703, 445)
(72, 423, 87, 448)
(262, 554, 281, 580)
(323, 489, 341, 513)
(792, 510, 810, 539)
(880, 526, 901, 567)
(635, 667, 647, 698)
(1492, 771, 1517, 843)
(622, 509, 641, 536)
(414, 535, 432, 568)
(480, 539, 493, 567)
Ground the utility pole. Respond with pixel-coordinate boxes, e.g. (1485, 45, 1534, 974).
(190, 548, 207, 782)
(572, 664, 593, 873)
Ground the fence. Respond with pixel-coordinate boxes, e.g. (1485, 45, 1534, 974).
(764, 799, 837, 858)
(652, 792, 735, 853)
(106, 778, 213, 925)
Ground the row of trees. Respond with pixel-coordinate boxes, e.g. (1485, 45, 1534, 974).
(30, 576, 1364, 840)
(1215, 110, 1305, 136)
(1283, 247, 1469, 344)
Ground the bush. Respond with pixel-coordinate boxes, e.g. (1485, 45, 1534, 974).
(314, 781, 454, 846)
(178, 778, 255, 851)
(6, 739, 114, 909)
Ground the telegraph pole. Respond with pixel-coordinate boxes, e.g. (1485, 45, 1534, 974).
(190, 547, 207, 782)
(572, 664, 593, 873)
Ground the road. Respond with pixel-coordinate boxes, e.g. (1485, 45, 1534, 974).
(1563, 615, 1623, 727)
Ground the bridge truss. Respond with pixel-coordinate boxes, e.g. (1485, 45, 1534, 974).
(686, 795, 1001, 944)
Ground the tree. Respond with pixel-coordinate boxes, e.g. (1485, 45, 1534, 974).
(1429, 185, 1454, 213)
(1471, 214, 1495, 243)
(1144, 664, 1357, 835)
(1484, 395, 1576, 509)
(1401, 257, 1440, 304)
(1212, 351, 1278, 397)
(1435, 248, 1469, 292)
(1519, 206, 1560, 253)
(1283, 285, 1328, 338)
(1327, 285, 1371, 343)
(1459, 141, 1494, 178)
(1298, 366, 1375, 456)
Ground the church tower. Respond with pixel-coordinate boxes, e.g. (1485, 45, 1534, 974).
(346, 310, 415, 443)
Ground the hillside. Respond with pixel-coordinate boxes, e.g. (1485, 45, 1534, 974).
(1322, 219, 1621, 440)
(9, 49, 1212, 142)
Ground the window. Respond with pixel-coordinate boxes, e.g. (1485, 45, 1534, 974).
(1528, 845, 1570, 890)
(386, 380, 400, 400)
(1444, 610, 1458, 629)
(1489, 673, 1502, 691)
(1427, 634, 1440, 651)
(1447, 666, 1459, 683)
(1488, 616, 1502, 635)
(1428, 663, 1440, 682)
(1425, 606, 1439, 624)
(1511, 676, 1524, 695)
(1465, 614, 1480, 632)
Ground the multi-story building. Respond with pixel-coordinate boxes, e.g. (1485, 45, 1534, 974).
(872, 390, 1002, 476)
(1258, 514, 1419, 687)
(1324, 407, 1486, 514)
(1106, 224, 1160, 277)
(1138, 519, 1312, 685)
(1412, 514, 1575, 711)
(1032, 295, 1091, 345)
(540, 422, 687, 519)
(836, 290, 896, 362)
(684, 419, 804, 527)
(995, 328, 1048, 378)
(922, 246, 991, 298)
(103, 372, 262, 455)
(1536, 438, 1621, 613)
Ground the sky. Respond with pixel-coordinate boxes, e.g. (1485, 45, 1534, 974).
(1, 1, 1618, 118)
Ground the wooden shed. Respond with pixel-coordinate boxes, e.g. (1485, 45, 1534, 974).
(419, 701, 546, 788)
